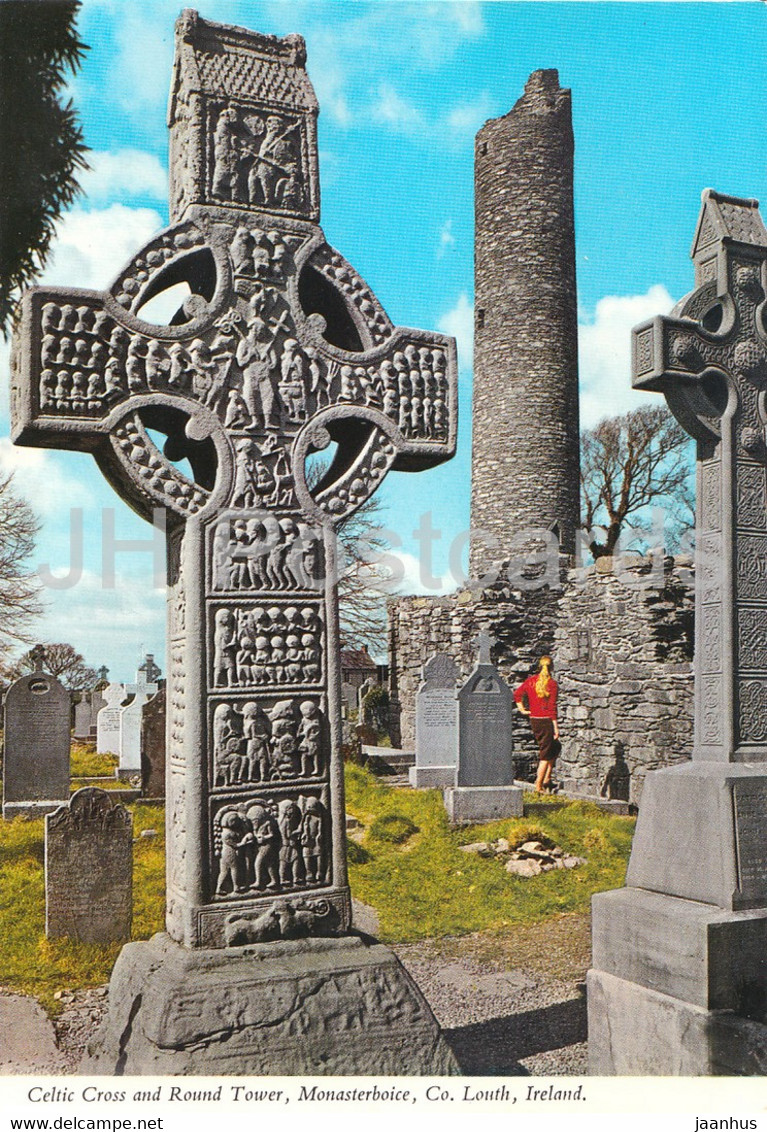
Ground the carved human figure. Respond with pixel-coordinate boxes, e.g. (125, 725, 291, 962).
(213, 609, 237, 687)
(247, 802, 281, 889)
(301, 797, 324, 882)
(212, 106, 241, 200)
(236, 297, 279, 429)
(216, 810, 248, 895)
(278, 798, 305, 885)
(242, 701, 271, 781)
(279, 338, 307, 421)
(298, 700, 321, 777)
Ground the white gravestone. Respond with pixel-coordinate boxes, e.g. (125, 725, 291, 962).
(118, 669, 158, 778)
(97, 684, 127, 755)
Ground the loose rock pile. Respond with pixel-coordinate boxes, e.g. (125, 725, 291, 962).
(460, 838, 586, 877)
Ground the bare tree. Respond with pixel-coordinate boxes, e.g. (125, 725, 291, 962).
(6, 642, 98, 691)
(0, 472, 43, 652)
(581, 405, 694, 559)
(307, 457, 390, 653)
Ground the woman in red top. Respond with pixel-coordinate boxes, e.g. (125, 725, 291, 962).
(513, 656, 560, 793)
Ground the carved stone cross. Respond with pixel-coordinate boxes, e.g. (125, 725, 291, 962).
(633, 190, 767, 762)
(12, 12, 457, 948)
(475, 629, 496, 666)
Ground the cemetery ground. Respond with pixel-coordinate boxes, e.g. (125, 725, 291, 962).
(0, 756, 634, 1074)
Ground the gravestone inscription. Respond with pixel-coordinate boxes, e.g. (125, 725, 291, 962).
(444, 633, 522, 822)
(410, 653, 458, 788)
(3, 645, 70, 819)
(14, 12, 458, 1074)
(45, 787, 132, 943)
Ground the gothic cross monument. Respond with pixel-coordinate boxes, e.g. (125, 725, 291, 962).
(12, 12, 458, 1074)
(589, 191, 767, 1075)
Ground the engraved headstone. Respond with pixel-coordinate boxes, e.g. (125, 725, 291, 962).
(2, 645, 70, 819)
(410, 653, 459, 788)
(96, 683, 127, 755)
(89, 686, 107, 740)
(73, 696, 91, 740)
(141, 687, 166, 798)
(590, 191, 767, 1075)
(45, 788, 132, 943)
(117, 660, 159, 778)
(12, 13, 458, 1074)
(444, 632, 522, 823)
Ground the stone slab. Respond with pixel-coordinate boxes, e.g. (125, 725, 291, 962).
(45, 788, 133, 943)
(409, 764, 456, 788)
(3, 800, 66, 820)
(83, 931, 460, 1076)
(443, 784, 523, 824)
(626, 762, 767, 910)
(457, 662, 514, 787)
(592, 886, 767, 1011)
(415, 655, 459, 770)
(588, 968, 767, 1076)
(140, 689, 166, 798)
(3, 668, 69, 814)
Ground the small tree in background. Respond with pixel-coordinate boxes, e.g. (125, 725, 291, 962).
(580, 404, 695, 560)
(0, 473, 43, 653)
(0, 1, 89, 333)
(6, 642, 98, 692)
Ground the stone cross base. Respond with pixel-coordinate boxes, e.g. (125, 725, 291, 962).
(443, 784, 523, 825)
(409, 765, 455, 789)
(588, 764, 767, 1074)
(83, 932, 460, 1076)
(3, 799, 67, 821)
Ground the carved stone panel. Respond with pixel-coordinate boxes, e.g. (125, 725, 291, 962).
(700, 675, 724, 747)
(737, 607, 767, 671)
(735, 462, 767, 531)
(45, 788, 132, 943)
(732, 781, 767, 904)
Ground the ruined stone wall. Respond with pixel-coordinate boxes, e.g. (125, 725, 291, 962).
(554, 555, 695, 804)
(388, 573, 563, 766)
(388, 554, 695, 802)
(471, 69, 580, 577)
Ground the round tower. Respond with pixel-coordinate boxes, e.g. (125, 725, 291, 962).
(470, 69, 580, 579)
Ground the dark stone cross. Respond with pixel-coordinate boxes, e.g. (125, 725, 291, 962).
(12, 13, 457, 949)
(633, 189, 767, 763)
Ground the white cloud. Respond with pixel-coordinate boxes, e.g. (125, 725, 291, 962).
(0, 440, 92, 518)
(437, 219, 456, 259)
(578, 285, 676, 428)
(79, 149, 168, 203)
(40, 204, 164, 292)
(439, 292, 474, 373)
(394, 550, 458, 597)
(445, 92, 494, 135)
(31, 567, 167, 677)
(372, 83, 424, 131)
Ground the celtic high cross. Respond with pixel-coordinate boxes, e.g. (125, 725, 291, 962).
(12, 12, 457, 947)
(633, 189, 767, 764)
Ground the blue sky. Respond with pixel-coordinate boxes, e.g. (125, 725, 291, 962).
(1, 0, 766, 676)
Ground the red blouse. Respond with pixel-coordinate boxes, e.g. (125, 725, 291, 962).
(513, 674, 558, 719)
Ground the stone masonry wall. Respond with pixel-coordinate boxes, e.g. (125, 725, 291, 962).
(388, 554, 695, 803)
(471, 69, 580, 577)
(389, 568, 564, 768)
(554, 555, 695, 804)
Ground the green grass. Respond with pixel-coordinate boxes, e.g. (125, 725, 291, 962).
(344, 764, 635, 942)
(70, 742, 119, 779)
(0, 803, 165, 1015)
(0, 765, 635, 1016)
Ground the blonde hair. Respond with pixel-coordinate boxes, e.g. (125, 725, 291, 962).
(535, 655, 553, 699)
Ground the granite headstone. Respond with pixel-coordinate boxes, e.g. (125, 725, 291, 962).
(45, 787, 132, 943)
(410, 653, 459, 788)
(140, 687, 166, 798)
(97, 684, 127, 756)
(444, 632, 522, 823)
(3, 645, 70, 819)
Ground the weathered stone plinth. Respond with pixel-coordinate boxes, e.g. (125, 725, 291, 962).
(83, 932, 460, 1076)
(409, 765, 455, 788)
(443, 784, 523, 825)
(589, 765, 767, 1075)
